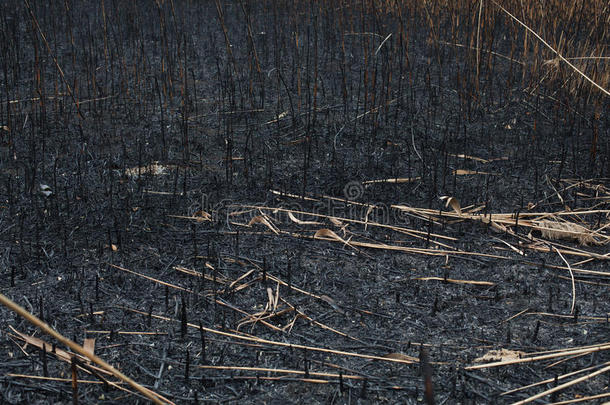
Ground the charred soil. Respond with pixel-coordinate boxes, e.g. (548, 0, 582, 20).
(0, 1, 609, 404)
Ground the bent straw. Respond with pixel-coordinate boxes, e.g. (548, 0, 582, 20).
(0, 293, 171, 405)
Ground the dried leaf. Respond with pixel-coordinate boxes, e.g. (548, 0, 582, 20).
(314, 228, 344, 242)
(274, 282, 280, 311)
(535, 219, 596, 245)
(329, 217, 343, 226)
(266, 287, 275, 311)
(124, 162, 170, 178)
(314, 229, 357, 252)
(287, 211, 322, 225)
(383, 352, 418, 362)
(474, 349, 526, 363)
(453, 169, 496, 176)
(83, 338, 96, 356)
(248, 215, 279, 234)
(490, 221, 507, 233)
(39, 184, 52, 197)
(479, 216, 508, 233)
(193, 210, 212, 222)
(9, 327, 111, 374)
(440, 196, 462, 215)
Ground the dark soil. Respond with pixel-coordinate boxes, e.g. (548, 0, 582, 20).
(0, 1, 609, 404)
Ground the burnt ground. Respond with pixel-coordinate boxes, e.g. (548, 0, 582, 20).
(0, 1, 609, 404)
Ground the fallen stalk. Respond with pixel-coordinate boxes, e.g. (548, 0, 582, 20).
(0, 293, 171, 404)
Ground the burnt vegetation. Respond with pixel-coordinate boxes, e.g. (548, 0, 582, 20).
(0, 0, 609, 404)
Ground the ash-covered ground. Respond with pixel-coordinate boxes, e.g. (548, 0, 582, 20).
(0, 1, 608, 403)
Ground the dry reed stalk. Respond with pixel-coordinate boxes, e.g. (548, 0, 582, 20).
(393, 203, 609, 247)
(466, 342, 610, 370)
(553, 246, 576, 314)
(547, 391, 610, 404)
(198, 364, 364, 380)
(0, 293, 170, 404)
(123, 306, 418, 365)
(511, 362, 610, 404)
(490, 0, 610, 96)
(23, 0, 84, 119)
(500, 362, 610, 397)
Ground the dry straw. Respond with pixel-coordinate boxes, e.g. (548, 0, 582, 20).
(490, 0, 609, 97)
(0, 293, 172, 404)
